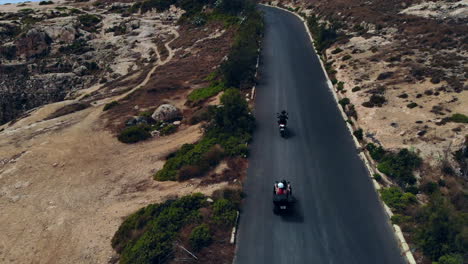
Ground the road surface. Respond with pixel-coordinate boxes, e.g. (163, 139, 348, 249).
(234, 6, 405, 264)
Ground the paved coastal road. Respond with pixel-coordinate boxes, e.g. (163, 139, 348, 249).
(234, 6, 405, 264)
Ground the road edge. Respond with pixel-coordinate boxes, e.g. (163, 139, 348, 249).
(260, 4, 417, 264)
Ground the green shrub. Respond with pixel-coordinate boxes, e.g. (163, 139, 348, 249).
(78, 14, 101, 31)
(188, 106, 216, 125)
(212, 199, 237, 226)
(211, 88, 255, 134)
(352, 86, 361, 92)
(336, 81, 345, 91)
(376, 149, 421, 186)
(366, 143, 386, 161)
(140, 0, 173, 13)
(331, 78, 338, 85)
(39, 1, 54, 5)
(118, 125, 151, 144)
(221, 7, 263, 88)
(407, 102, 418, 109)
(155, 140, 215, 181)
(342, 54, 352, 61)
(436, 254, 463, 264)
(114, 194, 206, 264)
(156, 116, 252, 180)
(212, 187, 244, 209)
(353, 128, 363, 140)
(380, 187, 416, 212)
(189, 224, 212, 251)
(446, 113, 468, 123)
(176, 145, 225, 181)
(405, 185, 419, 195)
(373, 173, 382, 182)
(346, 104, 358, 120)
(339, 97, 350, 107)
(188, 81, 225, 103)
(391, 214, 412, 225)
(160, 124, 177, 136)
(331, 47, 343, 54)
(416, 194, 466, 261)
(306, 14, 339, 53)
(138, 111, 153, 119)
(369, 94, 386, 106)
(69, 8, 83, 14)
(103, 101, 118, 111)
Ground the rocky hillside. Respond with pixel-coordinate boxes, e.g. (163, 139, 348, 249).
(0, 0, 183, 125)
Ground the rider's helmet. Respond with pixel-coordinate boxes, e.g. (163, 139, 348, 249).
(281, 110, 287, 115)
(278, 182, 284, 189)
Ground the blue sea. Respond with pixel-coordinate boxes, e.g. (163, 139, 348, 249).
(0, 0, 40, 4)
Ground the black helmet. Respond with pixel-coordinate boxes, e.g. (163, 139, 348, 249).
(281, 110, 287, 114)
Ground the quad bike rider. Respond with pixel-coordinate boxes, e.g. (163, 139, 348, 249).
(277, 110, 288, 137)
(273, 180, 293, 213)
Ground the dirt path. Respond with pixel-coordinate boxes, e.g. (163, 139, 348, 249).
(112, 28, 180, 103)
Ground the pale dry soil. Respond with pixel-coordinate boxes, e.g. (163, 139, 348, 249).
(0, 97, 229, 264)
(327, 35, 468, 166)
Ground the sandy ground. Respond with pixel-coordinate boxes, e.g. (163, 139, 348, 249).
(0, 103, 228, 264)
(327, 35, 468, 165)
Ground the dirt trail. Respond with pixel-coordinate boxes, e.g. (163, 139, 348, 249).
(112, 28, 180, 103)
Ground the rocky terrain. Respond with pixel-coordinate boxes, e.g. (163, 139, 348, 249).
(0, 0, 246, 263)
(0, 0, 183, 125)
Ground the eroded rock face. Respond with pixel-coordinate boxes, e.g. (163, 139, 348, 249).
(0, 22, 20, 42)
(15, 29, 52, 59)
(151, 104, 181, 122)
(0, 64, 90, 124)
(42, 25, 77, 44)
(0, 2, 180, 125)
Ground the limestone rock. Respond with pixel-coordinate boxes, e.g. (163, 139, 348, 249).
(151, 104, 181, 122)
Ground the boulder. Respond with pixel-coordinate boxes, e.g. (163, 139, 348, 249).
(73, 65, 88, 76)
(43, 24, 76, 44)
(151, 104, 181, 122)
(15, 28, 52, 59)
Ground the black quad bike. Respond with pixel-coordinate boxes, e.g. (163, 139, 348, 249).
(273, 180, 294, 214)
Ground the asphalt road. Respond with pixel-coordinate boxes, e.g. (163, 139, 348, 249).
(234, 6, 405, 264)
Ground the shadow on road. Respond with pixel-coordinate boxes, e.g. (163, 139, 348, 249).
(280, 199, 304, 223)
(285, 128, 296, 139)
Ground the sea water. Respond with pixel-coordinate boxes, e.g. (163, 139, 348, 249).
(0, 0, 40, 5)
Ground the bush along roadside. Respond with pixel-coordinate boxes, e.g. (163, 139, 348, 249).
(155, 2, 263, 181)
(155, 88, 254, 181)
(267, 3, 467, 264)
(364, 142, 468, 262)
(112, 3, 263, 263)
(111, 191, 241, 264)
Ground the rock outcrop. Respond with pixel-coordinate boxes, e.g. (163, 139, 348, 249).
(15, 29, 52, 59)
(151, 104, 181, 122)
(0, 2, 181, 125)
(0, 63, 90, 124)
